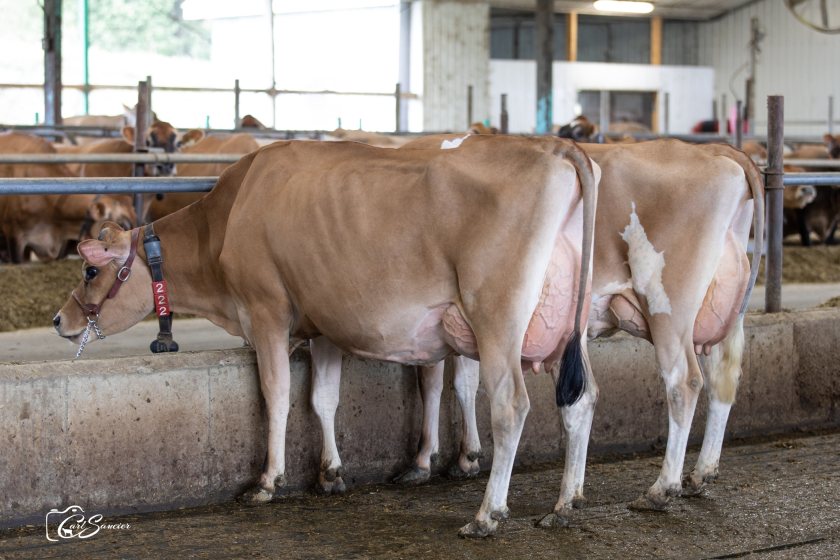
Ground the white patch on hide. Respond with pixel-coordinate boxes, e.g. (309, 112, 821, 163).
(441, 134, 470, 150)
(621, 203, 672, 315)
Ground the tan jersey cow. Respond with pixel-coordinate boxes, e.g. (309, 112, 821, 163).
(54, 136, 598, 538)
(148, 133, 259, 221)
(307, 137, 764, 527)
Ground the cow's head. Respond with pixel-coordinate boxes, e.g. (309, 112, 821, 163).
(82, 196, 136, 240)
(121, 121, 204, 176)
(54, 223, 152, 344)
(824, 134, 840, 159)
(557, 116, 596, 141)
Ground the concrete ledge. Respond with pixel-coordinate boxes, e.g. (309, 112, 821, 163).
(2, 309, 839, 528)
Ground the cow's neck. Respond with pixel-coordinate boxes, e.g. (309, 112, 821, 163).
(145, 201, 243, 337)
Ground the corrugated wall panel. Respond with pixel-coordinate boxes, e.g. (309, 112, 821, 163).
(699, 0, 840, 135)
(421, 0, 490, 131)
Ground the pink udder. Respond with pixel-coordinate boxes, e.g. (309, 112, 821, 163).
(441, 234, 583, 365)
(693, 230, 749, 348)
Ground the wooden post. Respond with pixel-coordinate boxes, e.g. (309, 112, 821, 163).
(43, 0, 63, 126)
(395, 83, 402, 133)
(467, 85, 474, 129)
(234, 79, 241, 129)
(566, 12, 578, 62)
(535, 0, 553, 134)
(650, 16, 662, 65)
(765, 95, 784, 313)
(500, 94, 509, 134)
(133, 81, 149, 226)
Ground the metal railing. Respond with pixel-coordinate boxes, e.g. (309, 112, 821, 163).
(0, 177, 215, 195)
(0, 153, 244, 165)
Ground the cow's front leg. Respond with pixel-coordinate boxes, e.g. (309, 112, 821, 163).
(449, 356, 482, 479)
(395, 362, 444, 485)
(240, 325, 292, 504)
(309, 336, 346, 495)
(630, 335, 703, 511)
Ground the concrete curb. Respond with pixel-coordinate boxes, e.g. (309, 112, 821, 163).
(2, 309, 839, 528)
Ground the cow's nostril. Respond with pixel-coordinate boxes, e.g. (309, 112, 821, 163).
(53, 315, 61, 328)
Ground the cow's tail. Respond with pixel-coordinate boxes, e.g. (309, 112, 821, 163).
(553, 141, 599, 407)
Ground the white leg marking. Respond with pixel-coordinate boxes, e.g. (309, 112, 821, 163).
(453, 356, 482, 475)
(416, 362, 444, 470)
(310, 337, 344, 485)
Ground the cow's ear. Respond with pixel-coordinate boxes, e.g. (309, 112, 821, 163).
(122, 126, 136, 145)
(78, 239, 119, 266)
(88, 201, 108, 221)
(178, 129, 204, 148)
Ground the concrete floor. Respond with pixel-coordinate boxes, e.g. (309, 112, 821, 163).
(3, 283, 839, 364)
(0, 431, 837, 559)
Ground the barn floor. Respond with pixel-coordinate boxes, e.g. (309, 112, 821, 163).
(1, 431, 837, 559)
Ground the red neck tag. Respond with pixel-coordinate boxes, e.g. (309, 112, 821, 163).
(152, 280, 172, 317)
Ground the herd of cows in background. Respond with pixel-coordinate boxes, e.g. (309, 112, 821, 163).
(1, 110, 839, 265)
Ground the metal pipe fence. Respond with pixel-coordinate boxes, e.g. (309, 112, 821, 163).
(0, 153, 244, 165)
(0, 177, 215, 195)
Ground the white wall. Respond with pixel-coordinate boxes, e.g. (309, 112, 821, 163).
(414, 0, 490, 132)
(698, 0, 840, 136)
(489, 60, 715, 134)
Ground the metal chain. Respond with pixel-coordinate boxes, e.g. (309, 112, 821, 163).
(74, 317, 106, 360)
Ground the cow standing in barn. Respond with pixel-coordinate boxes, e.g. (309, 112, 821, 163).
(304, 137, 764, 527)
(54, 136, 598, 537)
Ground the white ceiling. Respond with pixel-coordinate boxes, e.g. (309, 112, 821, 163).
(489, 0, 757, 20)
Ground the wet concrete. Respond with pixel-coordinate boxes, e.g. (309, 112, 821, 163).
(1, 431, 837, 559)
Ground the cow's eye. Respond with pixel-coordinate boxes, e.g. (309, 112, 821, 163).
(85, 266, 99, 282)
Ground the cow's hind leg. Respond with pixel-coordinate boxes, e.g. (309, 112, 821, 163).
(309, 337, 347, 495)
(239, 320, 293, 504)
(629, 320, 703, 511)
(538, 341, 598, 528)
(458, 341, 530, 538)
(684, 316, 745, 496)
(395, 362, 444, 485)
(449, 356, 482, 479)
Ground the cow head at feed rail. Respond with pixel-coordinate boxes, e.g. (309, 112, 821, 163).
(121, 120, 205, 176)
(824, 133, 840, 159)
(81, 195, 136, 240)
(53, 223, 152, 343)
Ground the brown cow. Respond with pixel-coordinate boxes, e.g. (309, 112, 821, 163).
(306, 138, 764, 526)
(55, 136, 598, 537)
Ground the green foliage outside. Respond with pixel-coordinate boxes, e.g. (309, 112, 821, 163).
(87, 0, 211, 59)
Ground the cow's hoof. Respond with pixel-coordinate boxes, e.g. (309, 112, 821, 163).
(682, 471, 716, 497)
(572, 496, 586, 509)
(238, 485, 274, 505)
(447, 461, 479, 480)
(316, 467, 347, 495)
(628, 493, 669, 512)
(535, 510, 571, 529)
(393, 465, 431, 486)
(490, 507, 510, 521)
(458, 519, 496, 539)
